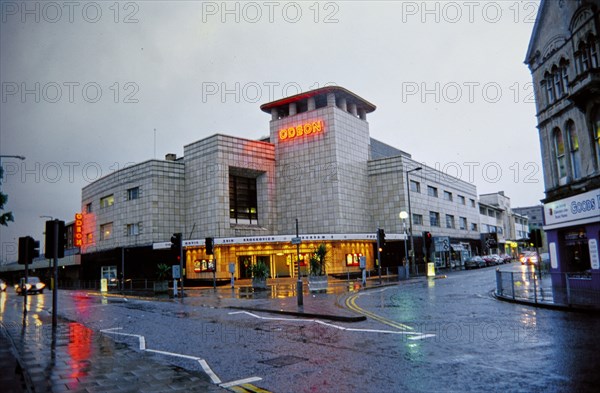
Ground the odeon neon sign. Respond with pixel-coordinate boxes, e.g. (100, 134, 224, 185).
(279, 120, 324, 141)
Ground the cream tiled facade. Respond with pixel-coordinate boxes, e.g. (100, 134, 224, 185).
(80, 86, 486, 281)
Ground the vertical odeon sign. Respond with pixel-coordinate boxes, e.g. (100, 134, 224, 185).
(74, 213, 83, 247)
(279, 120, 324, 141)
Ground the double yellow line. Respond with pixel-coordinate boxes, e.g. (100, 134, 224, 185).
(345, 292, 414, 332)
(229, 384, 272, 393)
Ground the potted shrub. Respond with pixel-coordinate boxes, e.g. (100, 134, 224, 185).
(309, 244, 328, 292)
(153, 263, 171, 293)
(250, 261, 269, 290)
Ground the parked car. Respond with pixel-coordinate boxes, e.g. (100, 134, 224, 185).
(465, 256, 486, 269)
(15, 276, 46, 295)
(0, 279, 7, 292)
(483, 255, 502, 266)
(499, 254, 512, 263)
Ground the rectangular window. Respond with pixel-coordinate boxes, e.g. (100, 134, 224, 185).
(458, 195, 466, 205)
(409, 180, 420, 193)
(412, 214, 423, 225)
(471, 223, 478, 231)
(427, 186, 438, 198)
(229, 175, 258, 225)
(85, 233, 93, 244)
(470, 199, 476, 208)
(480, 206, 486, 215)
(100, 222, 113, 241)
(85, 202, 92, 213)
(127, 187, 140, 201)
(443, 191, 453, 201)
(446, 214, 455, 229)
(459, 217, 467, 230)
(429, 211, 440, 227)
(489, 226, 497, 233)
(126, 223, 140, 236)
(100, 195, 114, 208)
(488, 209, 495, 218)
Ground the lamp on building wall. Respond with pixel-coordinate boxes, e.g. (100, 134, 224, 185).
(399, 211, 409, 279)
(406, 166, 422, 276)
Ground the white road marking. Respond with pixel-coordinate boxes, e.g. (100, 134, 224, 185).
(99, 327, 262, 386)
(228, 311, 434, 338)
(199, 359, 223, 384)
(219, 376, 263, 388)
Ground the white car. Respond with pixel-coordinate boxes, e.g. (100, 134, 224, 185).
(15, 276, 46, 295)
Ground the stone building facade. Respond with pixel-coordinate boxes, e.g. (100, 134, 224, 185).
(525, 0, 600, 292)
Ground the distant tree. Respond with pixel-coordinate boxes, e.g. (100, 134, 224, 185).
(0, 166, 14, 226)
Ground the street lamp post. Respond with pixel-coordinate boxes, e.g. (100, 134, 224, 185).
(406, 166, 422, 276)
(399, 211, 409, 279)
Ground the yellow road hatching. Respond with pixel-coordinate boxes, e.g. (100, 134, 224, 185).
(345, 291, 425, 335)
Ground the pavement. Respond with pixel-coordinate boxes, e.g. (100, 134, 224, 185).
(2, 267, 598, 392)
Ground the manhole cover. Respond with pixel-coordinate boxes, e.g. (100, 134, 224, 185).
(259, 355, 308, 368)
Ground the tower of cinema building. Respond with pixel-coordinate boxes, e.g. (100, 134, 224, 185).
(79, 86, 481, 282)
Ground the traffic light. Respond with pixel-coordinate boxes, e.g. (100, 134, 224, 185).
(45, 220, 66, 258)
(529, 229, 543, 248)
(171, 233, 182, 258)
(30, 239, 40, 260)
(18, 236, 39, 264)
(377, 228, 386, 246)
(423, 231, 432, 250)
(205, 237, 214, 255)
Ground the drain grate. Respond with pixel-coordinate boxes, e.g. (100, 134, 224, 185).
(259, 355, 308, 368)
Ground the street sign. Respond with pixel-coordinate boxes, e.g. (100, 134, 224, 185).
(291, 237, 302, 245)
(172, 265, 181, 279)
(434, 237, 450, 252)
(153, 242, 172, 250)
(359, 256, 366, 269)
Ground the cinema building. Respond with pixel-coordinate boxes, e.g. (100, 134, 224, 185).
(79, 86, 481, 283)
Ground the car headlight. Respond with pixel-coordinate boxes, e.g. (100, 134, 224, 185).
(36, 283, 45, 290)
(25, 284, 32, 290)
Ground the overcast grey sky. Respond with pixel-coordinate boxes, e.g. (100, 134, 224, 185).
(0, 0, 542, 262)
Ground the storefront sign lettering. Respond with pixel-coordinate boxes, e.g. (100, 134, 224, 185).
(544, 189, 600, 226)
(74, 213, 83, 247)
(279, 120, 324, 141)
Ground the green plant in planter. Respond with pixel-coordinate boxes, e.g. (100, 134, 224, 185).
(310, 244, 327, 276)
(250, 261, 269, 280)
(156, 263, 171, 280)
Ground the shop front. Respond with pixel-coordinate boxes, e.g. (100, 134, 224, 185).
(544, 189, 600, 293)
(181, 234, 380, 282)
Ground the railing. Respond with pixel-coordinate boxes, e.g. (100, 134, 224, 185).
(495, 270, 552, 303)
(495, 270, 600, 308)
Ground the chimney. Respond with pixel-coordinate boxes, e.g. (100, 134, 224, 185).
(165, 153, 176, 161)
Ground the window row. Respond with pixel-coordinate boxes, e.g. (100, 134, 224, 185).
(87, 187, 141, 213)
(552, 120, 581, 183)
(540, 59, 569, 105)
(409, 180, 475, 207)
(425, 212, 471, 231)
(95, 222, 142, 242)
